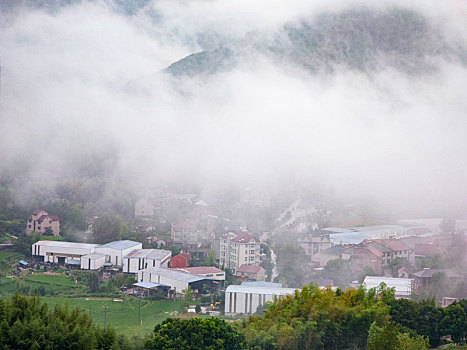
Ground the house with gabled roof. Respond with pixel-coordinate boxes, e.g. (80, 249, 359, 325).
(123, 248, 171, 273)
(26, 209, 60, 236)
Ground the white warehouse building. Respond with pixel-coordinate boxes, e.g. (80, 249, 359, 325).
(80, 253, 106, 270)
(95, 240, 142, 267)
(225, 285, 296, 315)
(138, 267, 208, 294)
(123, 249, 171, 274)
(32, 241, 99, 264)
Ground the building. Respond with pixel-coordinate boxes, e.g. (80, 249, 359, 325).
(224, 285, 296, 315)
(32, 241, 99, 264)
(363, 276, 413, 299)
(299, 231, 331, 258)
(236, 264, 266, 281)
(122, 249, 171, 273)
(310, 245, 346, 267)
(135, 198, 154, 218)
(137, 267, 210, 294)
(26, 210, 60, 236)
(347, 241, 392, 276)
(171, 221, 201, 246)
(172, 253, 190, 268)
(411, 268, 463, 291)
(176, 266, 225, 281)
(219, 231, 260, 274)
(95, 240, 142, 267)
(381, 239, 412, 262)
(327, 225, 409, 245)
(80, 253, 106, 270)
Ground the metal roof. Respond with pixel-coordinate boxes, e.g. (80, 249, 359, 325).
(97, 240, 141, 250)
(226, 285, 297, 295)
(33, 241, 99, 250)
(241, 281, 283, 288)
(133, 282, 169, 289)
(141, 267, 206, 283)
(124, 249, 171, 260)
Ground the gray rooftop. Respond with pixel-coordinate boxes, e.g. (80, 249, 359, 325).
(98, 240, 141, 250)
(34, 241, 99, 250)
(241, 281, 283, 288)
(141, 267, 206, 283)
(226, 285, 297, 295)
(124, 249, 171, 260)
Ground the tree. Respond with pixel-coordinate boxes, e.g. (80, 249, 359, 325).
(44, 227, 54, 236)
(274, 244, 307, 287)
(87, 272, 100, 293)
(206, 249, 216, 266)
(145, 317, 244, 350)
(440, 304, 467, 343)
(321, 259, 352, 288)
(91, 212, 127, 244)
(13, 233, 40, 256)
(367, 321, 401, 350)
(440, 218, 456, 233)
(195, 304, 202, 314)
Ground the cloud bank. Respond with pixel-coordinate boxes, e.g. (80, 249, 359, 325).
(1, 0, 467, 217)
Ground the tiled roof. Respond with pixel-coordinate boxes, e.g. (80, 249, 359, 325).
(412, 269, 461, 279)
(383, 239, 408, 251)
(237, 264, 263, 273)
(49, 215, 59, 221)
(231, 231, 259, 243)
(176, 267, 224, 275)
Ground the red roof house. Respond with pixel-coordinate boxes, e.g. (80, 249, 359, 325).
(171, 252, 190, 268)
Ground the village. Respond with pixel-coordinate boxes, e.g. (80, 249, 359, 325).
(1, 188, 464, 320)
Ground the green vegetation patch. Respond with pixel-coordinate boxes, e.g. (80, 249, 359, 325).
(41, 296, 181, 336)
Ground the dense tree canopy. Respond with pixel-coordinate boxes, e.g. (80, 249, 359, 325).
(144, 317, 244, 350)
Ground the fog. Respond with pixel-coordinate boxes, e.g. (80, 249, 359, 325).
(1, 0, 467, 217)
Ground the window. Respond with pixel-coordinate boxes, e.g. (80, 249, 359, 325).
(250, 250, 254, 254)
(245, 257, 248, 261)
(245, 250, 248, 255)
(249, 257, 254, 261)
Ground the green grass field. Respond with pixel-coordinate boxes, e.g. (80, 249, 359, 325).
(0, 272, 86, 295)
(0, 250, 24, 264)
(0, 273, 181, 336)
(40, 296, 181, 336)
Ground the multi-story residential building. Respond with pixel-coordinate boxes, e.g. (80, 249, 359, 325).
(299, 230, 331, 258)
(219, 231, 260, 273)
(171, 221, 203, 246)
(26, 209, 60, 236)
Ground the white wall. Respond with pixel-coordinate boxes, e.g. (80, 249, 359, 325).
(225, 291, 275, 315)
(32, 243, 96, 263)
(81, 256, 105, 270)
(96, 244, 142, 266)
(138, 270, 190, 293)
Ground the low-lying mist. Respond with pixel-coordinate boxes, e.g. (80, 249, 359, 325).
(1, 0, 467, 217)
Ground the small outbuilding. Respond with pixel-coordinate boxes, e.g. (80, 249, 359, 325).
(80, 253, 106, 270)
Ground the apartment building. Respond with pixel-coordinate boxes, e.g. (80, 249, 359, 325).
(219, 231, 260, 274)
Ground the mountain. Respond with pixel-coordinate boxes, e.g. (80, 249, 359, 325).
(165, 7, 467, 77)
